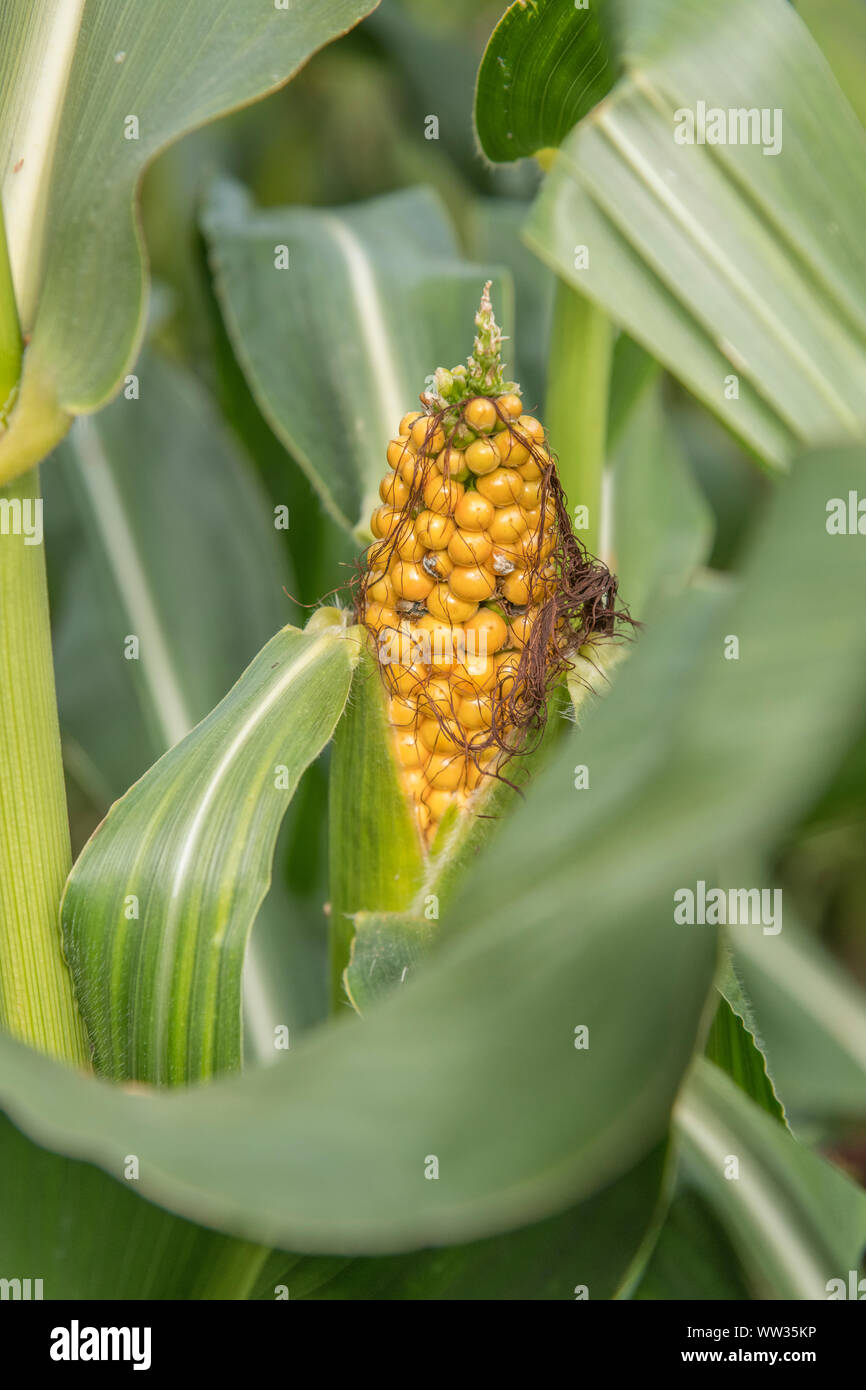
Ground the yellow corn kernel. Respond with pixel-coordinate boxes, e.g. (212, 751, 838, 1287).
(402, 766, 426, 799)
(389, 561, 434, 602)
(392, 526, 426, 563)
(464, 397, 498, 433)
(394, 728, 427, 768)
(495, 430, 530, 466)
(418, 716, 464, 754)
(418, 677, 457, 718)
(488, 505, 528, 545)
(423, 473, 465, 516)
(363, 601, 399, 632)
(389, 695, 419, 727)
(464, 438, 499, 475)
(386, 435, 413, 469)
(415, 509, 455, 550)
(520, 478, 543, 509)
(382, 658, 429, 698)
(448, 564, 496, 603)
(398, 451, 424, 487)
(459, 690, 494, 730)
(422, 788, 460, 821)
(365, 573, 393, 605)
(370, 504, 402, 539)
(450, 652, 498, 696)
(426, 584, 478, 624)
(517, 414, 545, 443)
(465, 756, 496, 792)
(509, 610, 539, 650)
(497, 393, 523, 419)
(411, 417, 446, 452)
(453, 492, 495, 532)
(426, 752, 467, 791)
(413, 615, 464, 673)
(475, 466, 523, 507)
(379, 472, 409, 508)
(502, 568, 546, 606)
(435, 446, 468, 480)
(447, 527, 493, 567)
(464, 606, 508, 656)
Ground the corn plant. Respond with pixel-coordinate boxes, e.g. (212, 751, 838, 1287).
(1, 0, 865, 1304)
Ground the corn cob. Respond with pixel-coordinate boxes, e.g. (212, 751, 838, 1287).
(356, 283, 621, 844)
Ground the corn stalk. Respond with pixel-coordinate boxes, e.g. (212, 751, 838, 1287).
(544, 281, 613, 561)
(0, 199, 88, 1066)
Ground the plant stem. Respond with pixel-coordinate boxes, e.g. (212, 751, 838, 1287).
(0, 197, 20, 423)
(545, 281, 614, 560)
(0, 466, 90, 1066)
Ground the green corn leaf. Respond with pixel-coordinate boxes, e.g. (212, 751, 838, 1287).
(252, 1142, 670, 1301)
(49, 348, 294, 803)
(730, 919, 866, 1125)
(0, 1095, 666, 1300)
(0, 1113, 267, 1300)
(61, 612, 360, 1085)
(798, 0, 866, 130)
(635, 1184, 752, 1301)
(475, 0, 619, 162)
(476, 0, 866, 470)
(202, 179, 512, 538)
(605, 379, 713, 617)
(676, 1059, 866, 1300)
(704, 993, 787, 1126)
(0, 0, 378, 481)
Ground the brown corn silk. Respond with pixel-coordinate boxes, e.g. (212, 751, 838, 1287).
(355, 284, 624, 844)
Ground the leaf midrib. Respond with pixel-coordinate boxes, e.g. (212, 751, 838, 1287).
(68, 416, 196, 749)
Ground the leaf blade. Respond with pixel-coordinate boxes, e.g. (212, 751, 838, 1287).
(203, 179, 512, 536)
(61, 617, 359, 1084)
(677, 1059, 866, 1299)
(482, 0, 866, 468)
(0, 0, 379, 479)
